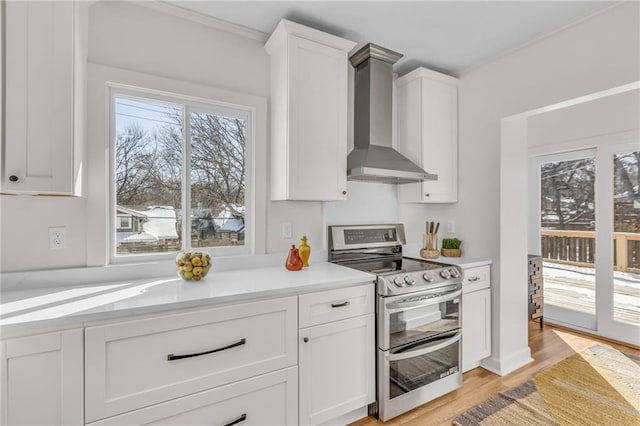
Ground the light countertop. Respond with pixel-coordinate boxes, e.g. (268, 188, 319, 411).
(0, 262, 374, 338)
(402, 245, 492, 269)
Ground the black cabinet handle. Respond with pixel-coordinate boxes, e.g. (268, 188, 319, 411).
(331, 301, 350, 308)
(303, 337, 309, 343)
(167, 338, 246, 361)
(467, 276, 480, 282)
(8, 175, 18, 182)
(342, 190, 347, 195)
(223, 413, 247, 426)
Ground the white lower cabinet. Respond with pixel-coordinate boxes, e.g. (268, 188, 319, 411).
(3, 286, 376, 426)
(85, 296, 298, 422)
(86, 367, 298, 426)
(298, 285, 375, 425)
(461, 265, 492, 372)
(0, 329, 83, 426)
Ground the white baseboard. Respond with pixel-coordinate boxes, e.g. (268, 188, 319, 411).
(319, 406, 368, 426)
(481, 347, 533, 376)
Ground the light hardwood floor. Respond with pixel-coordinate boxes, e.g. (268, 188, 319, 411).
(351, 321, 640, 426)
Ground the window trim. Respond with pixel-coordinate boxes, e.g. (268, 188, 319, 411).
(86, 64, 267, 266)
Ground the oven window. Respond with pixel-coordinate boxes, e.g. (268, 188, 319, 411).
(389, 334, 460, 399)
(389, 297, 459, 349)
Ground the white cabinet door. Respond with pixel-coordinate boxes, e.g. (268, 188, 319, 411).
(462, 288, 492, 372)
(397, 68, 459, 203)
(299, 314, 375, 425)
(1, 329, 83, 426)
(87, 367, 298, 426)
(266, 19, 355, 201)
(2, 1, 76, 194)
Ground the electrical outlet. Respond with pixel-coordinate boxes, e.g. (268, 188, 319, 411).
(49, 226, 66, 249)
(282, 223, 292, 239)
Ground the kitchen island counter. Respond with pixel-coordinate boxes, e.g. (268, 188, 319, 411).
(0, 262, 374, 338)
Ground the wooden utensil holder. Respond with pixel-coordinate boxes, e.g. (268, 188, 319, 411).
(420, 232, 440, 259)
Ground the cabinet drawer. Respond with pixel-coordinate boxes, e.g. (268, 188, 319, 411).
(462, 265, 490, 293)
(85, 297, 297, 422)
(88, 367, 298, 426)
(299, 284, 374, 328)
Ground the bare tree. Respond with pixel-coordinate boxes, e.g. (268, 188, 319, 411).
(540, 159, 595, 229)
(190, 112, 246, 216)
(115, 124, 158, 206)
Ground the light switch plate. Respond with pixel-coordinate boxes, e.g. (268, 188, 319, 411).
(282, 223, 292, 239)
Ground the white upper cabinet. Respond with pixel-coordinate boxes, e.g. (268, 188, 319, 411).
(396, 68, 459, 203)
(265, 19, 356, 201)
(2, 1, 86, 195)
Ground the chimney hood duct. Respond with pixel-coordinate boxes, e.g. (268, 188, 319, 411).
(347, 43, 437, 184)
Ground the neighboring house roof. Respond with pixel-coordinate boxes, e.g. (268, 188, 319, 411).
(219, 217, 245, 233)
(116, 206, 147, 218)
(116, 205, 179, 241)
(122, 232, 158, 243)
(142, 206, 179, 239)
(214, 204, 245, 228)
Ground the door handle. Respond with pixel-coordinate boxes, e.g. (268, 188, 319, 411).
(223, 413, 247, 426)
(387, 333, 461, 362)
(167, 338, 246, 361)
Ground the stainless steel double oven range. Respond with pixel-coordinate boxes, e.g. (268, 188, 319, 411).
(328, 224, 464, 421)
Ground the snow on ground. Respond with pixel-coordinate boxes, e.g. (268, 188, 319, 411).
(543, 261, 639, 324)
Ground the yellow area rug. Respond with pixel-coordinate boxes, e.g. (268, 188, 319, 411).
(453, 345, 640, 425)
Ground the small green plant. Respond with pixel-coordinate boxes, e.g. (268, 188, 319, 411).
(442, 238, 462, 250)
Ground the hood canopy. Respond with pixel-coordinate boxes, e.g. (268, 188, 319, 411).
(347, 43, 437, 184)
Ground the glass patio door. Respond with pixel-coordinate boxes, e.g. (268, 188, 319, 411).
(530, 144, 640, 345)
(598, 145, 639, 344)
(534, 149, 597, 331)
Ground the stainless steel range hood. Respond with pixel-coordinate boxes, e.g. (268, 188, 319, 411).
(348, 43, 437, 184)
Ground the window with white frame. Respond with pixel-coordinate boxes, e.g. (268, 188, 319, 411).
(112, 90, 250, 257)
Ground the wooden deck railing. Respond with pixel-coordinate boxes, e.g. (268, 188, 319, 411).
(541, 230, 640, 273)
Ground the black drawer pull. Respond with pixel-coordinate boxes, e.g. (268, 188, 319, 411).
(331, 301, 350, 308)
(167, 338, 246, 361)
(224, 413, 247, 426)
(467, 276, 480, 282)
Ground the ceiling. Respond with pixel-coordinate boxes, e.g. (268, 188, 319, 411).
(162, 1, 617, 76)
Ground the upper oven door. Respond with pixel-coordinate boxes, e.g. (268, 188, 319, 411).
(379, 284, 461, 351)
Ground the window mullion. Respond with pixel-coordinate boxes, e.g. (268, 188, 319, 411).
(183, 105, 192, 250)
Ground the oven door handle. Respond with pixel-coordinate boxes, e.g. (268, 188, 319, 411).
(386, 289, 461, 312)
(386, 333, 461, 362)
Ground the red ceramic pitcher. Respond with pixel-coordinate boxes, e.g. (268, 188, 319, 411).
(285, 245, 304, 271)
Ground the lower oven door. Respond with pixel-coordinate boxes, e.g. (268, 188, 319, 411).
(378, 331, 462, 421)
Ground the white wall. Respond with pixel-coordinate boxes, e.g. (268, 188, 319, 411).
(0, 2, 321, 271)
(430, 2, 639, 374)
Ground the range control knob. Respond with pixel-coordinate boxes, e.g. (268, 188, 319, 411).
(440, 269, 451, 279)
(450, 268, 460, 278)
(423, 272, 434, 282)
(393, 277, 405, 287)
(404, 276, 415, 286)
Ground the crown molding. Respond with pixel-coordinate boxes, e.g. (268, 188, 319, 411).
(133, 0, 269, 43)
